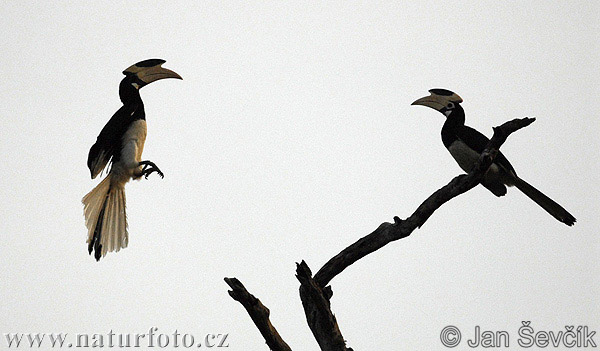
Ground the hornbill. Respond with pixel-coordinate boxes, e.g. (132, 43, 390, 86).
(82, 59, 182, 261)
(412, 89, 576, 226)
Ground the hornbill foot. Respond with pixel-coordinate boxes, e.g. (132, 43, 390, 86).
(143, 167, 164, 179)
(138, 160, 164, 179)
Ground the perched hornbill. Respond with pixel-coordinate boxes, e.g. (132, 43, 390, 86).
(82, 59, 182, 261)
(412, 89, 576, 226)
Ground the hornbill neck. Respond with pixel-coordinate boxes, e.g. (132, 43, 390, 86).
(443, 105, 466, 128)
(441, 105, 466, 148)
(119, 78, 143, 105)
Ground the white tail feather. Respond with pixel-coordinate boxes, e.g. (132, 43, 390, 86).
(82, 176, 111, 242)
(82, 175, 128, 259)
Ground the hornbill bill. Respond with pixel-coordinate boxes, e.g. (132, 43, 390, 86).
(82, 59, 182, 261)
(412, 89, 576, 226)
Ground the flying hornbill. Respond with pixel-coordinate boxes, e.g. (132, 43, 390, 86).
(82, 59, 182, 261)
(412, 89, 576, 226)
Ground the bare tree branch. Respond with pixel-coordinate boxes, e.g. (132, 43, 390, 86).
(296, 261, 352, 351)
(226, 117, 534, 350)
(224, 277, 292, 351)
(313, 117, 535, 287)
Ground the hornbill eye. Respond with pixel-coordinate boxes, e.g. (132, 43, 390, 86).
(447, 102, 455, 109)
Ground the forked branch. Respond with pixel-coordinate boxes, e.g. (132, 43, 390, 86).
(226, 117, 535, 350)
(296, 261, 352, 351)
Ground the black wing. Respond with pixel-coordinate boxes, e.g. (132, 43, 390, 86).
(87, 105, 137, 178)
(456, 125, 517, 175)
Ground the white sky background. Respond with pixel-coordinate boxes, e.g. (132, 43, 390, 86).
(1, 1, 598, 350)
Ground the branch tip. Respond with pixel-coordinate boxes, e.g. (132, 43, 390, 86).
(224, 277, 292, 351)
(323, 286, 333, 300)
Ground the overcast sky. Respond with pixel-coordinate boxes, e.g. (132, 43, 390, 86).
(1, 1, 599, 350)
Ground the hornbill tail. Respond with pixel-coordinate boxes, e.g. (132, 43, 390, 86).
(82, 175, 129, 261)
(513, 177, 576, 226)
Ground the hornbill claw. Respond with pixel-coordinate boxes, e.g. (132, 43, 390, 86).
(138, 160, 164, 179)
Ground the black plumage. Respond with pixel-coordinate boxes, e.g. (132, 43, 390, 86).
(87, 78, 145, 178)
(413, 89, 576, 226)
(82, 59, 181, 261)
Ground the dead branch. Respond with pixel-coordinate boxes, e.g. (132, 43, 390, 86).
(313, 117, 535, 287)
(296, 261, 352, 351)
(225, 117, 535, 350)
(224, 277, 292, 351)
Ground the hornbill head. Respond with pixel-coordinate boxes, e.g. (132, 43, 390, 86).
(122, 59, 182, 89)
(411, 89, 463, 117)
